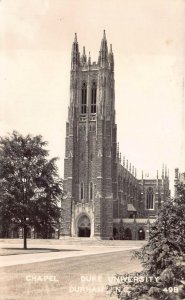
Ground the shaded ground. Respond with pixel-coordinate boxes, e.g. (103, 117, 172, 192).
(0, 248, 81, 256)
(0, 249, 142, 300)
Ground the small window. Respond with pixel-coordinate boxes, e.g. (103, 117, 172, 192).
(90, 182, 93, 200)
(91, 82, 96, 113)
(80, 182, 84, 200)
(146, 187, 154, 209)
(81, 82, 87, 114)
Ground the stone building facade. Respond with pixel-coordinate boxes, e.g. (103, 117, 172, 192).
(113, 168, 170, 240)
(174, 168, 185, 197)
(61, 32, 170, 240)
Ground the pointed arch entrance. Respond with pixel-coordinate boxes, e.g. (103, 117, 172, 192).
(125, 228, 132, 240)
(77, 215, 91, 237)
(138, 228, 145, 240)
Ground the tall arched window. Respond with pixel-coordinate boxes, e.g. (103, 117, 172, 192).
(80, 182, 84, 200)
(81, 83, 87, 114)
(91, 82, 96, 113)
(90, 182, 93, 200)
(81, 152, 84, 161)
(146, 187, 154, 209)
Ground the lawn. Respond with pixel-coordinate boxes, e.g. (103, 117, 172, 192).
(0, 248, 80, 256)
(0, 249, 142, 300)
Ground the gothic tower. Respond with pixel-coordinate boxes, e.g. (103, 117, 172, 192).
(61, 31, 117, 239)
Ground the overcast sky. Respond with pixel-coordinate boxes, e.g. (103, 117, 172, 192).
(0, 0, 185, 195)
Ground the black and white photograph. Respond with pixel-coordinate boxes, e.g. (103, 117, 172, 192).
(0, 1, 185, 299)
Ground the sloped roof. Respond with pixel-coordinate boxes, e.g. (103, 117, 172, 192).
(127, 203, 137, 212)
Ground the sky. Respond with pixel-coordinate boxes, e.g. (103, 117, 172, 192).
(0, 0, 185, 195)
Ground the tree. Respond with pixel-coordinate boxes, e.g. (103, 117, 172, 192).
(0, 131, 63, 249)
(108, 184, 185, 300)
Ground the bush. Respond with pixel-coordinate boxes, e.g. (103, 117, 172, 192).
(107, 184, 185, 300)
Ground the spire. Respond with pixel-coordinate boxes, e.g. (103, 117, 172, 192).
(108, 44, 114, 71)
(156, 170, 159, 188)
(98, 30, 108, 67)
(71, 33, 80, 70)
(88, 51, 91, 65)
(103, 29, 106, 39)
(162, 164, 164, 179)
(165, 164, 167, 178)
(162, 164, 165, 187)
(81, 46, 87, 65)
(74, 32, 77, 42)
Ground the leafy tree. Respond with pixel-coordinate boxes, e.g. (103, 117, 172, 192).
(108, 184, 185, 300)
(0, 131, 63, 248)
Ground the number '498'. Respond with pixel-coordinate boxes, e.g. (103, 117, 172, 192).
(163, 287, 178, 293)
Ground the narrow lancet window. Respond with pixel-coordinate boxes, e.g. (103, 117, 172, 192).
(81, 82, 87, 114)
(91, 82, 97, 113)
(90, 182, 93, 200)
(80, 182, 84, 200)
(146, 187, 154, 209)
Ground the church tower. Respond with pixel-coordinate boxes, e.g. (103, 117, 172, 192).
(61, 31, 117, 239)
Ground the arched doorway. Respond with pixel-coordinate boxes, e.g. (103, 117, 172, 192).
(77, 215, 91, 237)
(125, 228, 132, 240)
(138, 228, 145, 240)
(113, 227, 118, 239)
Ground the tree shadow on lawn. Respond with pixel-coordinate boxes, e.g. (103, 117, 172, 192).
(0, 248, 81, 256)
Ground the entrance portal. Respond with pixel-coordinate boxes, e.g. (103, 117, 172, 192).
(77, 215, 91, 237)
(125, 228, 132, 240)
(138, 228, 145, 240)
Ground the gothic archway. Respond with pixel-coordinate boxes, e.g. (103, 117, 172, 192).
(125, 228, 132, 240)
(77, 215, 91, 237)
(113, 227, 118, 239)
(138, 228, 145, 240)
